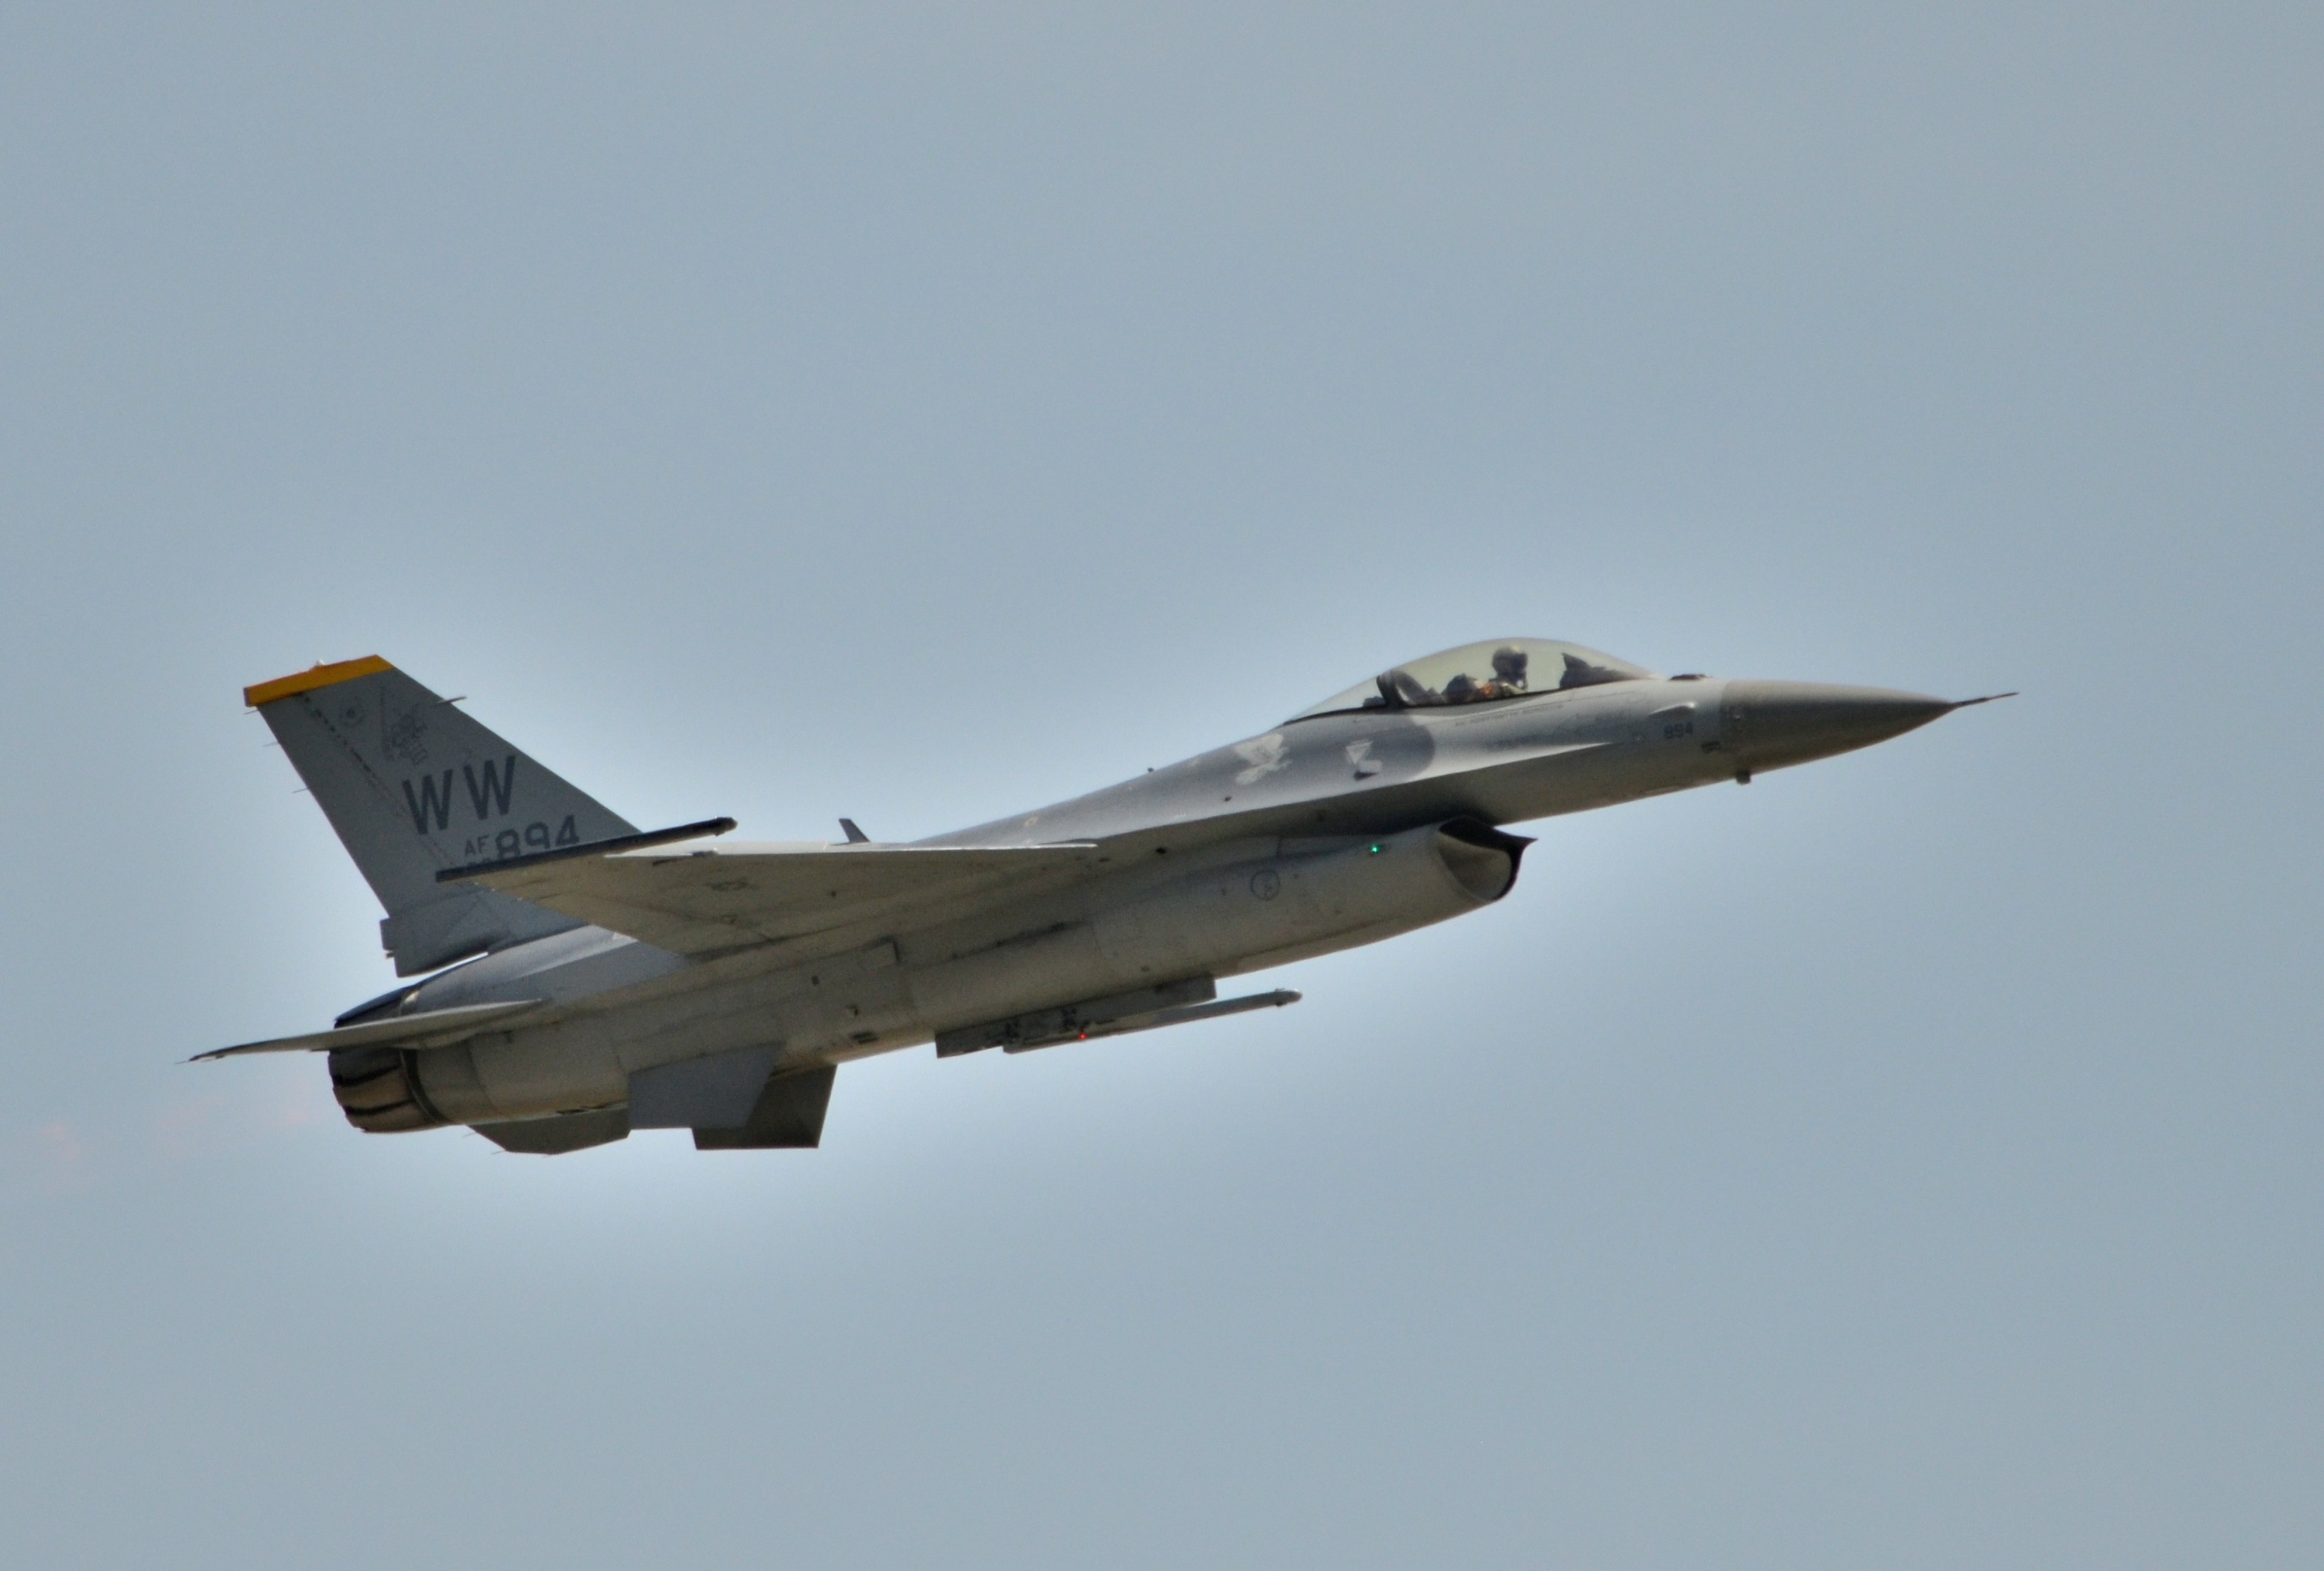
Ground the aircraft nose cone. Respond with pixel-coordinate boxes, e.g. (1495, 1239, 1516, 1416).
(1721, 680, 1958, 774)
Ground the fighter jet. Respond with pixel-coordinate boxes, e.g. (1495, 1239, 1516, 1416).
(206, 640, 2006, 1154)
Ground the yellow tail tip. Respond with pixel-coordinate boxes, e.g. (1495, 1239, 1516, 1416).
(243, 655, 395, 708)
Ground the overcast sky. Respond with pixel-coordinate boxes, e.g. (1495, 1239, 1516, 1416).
(3, 5, 2319, 1566)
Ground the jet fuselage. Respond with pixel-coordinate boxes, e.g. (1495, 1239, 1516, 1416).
(333, 670, 1958, 1135)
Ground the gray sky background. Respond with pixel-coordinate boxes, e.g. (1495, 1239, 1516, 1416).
(3, 5, 2318, 1566)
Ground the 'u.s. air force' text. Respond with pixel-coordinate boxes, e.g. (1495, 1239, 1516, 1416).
(401, 757, 582, 860)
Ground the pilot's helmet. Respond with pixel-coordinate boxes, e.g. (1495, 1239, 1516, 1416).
(1491, 645, 1529, 685)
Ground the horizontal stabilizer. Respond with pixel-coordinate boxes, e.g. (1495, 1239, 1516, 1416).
(445, 840, 1108, 957)
(193, 999, 543, 1061)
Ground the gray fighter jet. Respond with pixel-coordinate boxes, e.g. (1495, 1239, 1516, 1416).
(207, 641, 2006, 1154)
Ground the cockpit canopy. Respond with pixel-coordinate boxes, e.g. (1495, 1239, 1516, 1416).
(1288, 637, 1655, 723)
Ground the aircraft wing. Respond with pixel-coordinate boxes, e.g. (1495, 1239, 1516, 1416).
(441, 838, 1110, 957)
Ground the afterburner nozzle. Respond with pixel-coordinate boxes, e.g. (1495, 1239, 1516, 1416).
(1721, 681, 1966, 775)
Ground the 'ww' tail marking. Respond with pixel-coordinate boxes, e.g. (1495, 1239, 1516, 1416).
(401, 771, 458, 833)
(462, 756, 519, 820)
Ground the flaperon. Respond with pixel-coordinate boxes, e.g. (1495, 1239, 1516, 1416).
(207, 640, 2007, 1154)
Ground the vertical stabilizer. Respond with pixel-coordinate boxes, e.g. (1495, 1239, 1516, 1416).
(246, 657, 638, 975)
